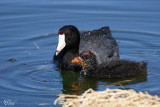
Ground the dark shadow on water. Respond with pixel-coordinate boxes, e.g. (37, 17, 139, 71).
(60, 70, 147, 95)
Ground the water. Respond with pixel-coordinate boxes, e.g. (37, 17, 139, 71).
(0, 0, 160, 106)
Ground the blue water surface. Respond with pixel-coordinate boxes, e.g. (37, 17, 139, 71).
(0, 0, 160, 106)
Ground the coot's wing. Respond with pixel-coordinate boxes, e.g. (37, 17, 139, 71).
(79, 27, 119, 65)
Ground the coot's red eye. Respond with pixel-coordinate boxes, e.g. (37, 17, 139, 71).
(67, 34, 71, 37)
(59, 32, 64, 35)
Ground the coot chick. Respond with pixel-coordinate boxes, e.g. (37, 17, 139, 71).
(53, 25, 119, 71)
(72, 51, 148, 78)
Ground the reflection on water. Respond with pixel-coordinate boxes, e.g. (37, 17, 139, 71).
(60, 70, 147, 95)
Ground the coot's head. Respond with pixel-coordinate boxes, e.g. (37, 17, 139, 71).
(72, 51, 97, 75)
(55, 25, 80, 56)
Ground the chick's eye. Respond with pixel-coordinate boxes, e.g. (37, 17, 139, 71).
(81, 55, 85, 60)
(67, 34, 71, 37)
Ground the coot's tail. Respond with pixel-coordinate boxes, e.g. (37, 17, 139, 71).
(100, 26, 111, 36)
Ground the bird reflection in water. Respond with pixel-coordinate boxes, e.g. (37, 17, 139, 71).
(60, 70, 147, 95)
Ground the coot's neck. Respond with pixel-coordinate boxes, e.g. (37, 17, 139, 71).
(53, 45, 78, 62)
(64, 44, 79, 54)
(60, 45, 79, 63)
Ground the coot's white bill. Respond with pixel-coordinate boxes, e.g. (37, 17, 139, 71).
(56, 34, 66, 56)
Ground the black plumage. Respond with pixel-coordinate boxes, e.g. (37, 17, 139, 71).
(78, 51, 148, 78)
(53, 25, 119, 71)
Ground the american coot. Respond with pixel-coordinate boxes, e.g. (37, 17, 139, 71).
(53, 25, 119, 71)
(72, 51, 148, 78)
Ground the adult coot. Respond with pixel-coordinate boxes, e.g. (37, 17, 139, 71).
(72, 51, 147, 78)
(53, 25, 119, 71)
